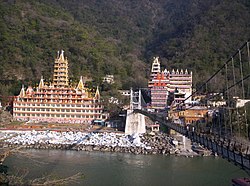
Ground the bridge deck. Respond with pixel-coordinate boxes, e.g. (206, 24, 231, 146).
(135, 109, 250, 172)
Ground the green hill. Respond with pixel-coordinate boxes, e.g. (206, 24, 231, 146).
(0, 0, 249, 98)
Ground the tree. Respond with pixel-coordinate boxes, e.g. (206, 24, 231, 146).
(0, 147, 84, 185)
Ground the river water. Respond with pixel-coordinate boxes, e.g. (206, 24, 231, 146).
(5, 149, 248, 186)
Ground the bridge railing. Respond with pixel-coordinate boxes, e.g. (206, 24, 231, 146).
(135, 109, 250, 172)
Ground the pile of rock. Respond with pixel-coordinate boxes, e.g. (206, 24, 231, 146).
(0, 130, 178, 155)
(141, 133, 176, 155)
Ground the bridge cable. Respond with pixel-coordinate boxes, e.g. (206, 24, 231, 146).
(230, 55, 239, 142)
(239, 50, 245, 99)
(225, 63, 229, 100)
(231, 57, 237, 96)
(247, 41, 250, 67)
(170, 73, 250, 129)
(168, 41, 249, 130)
(171, 41, 250, 116)
(239, 49, 249, 139)
(225, 63, 229, 136)
(229, 106, 233, 136)
(226, 61, 233, 136)
(226, 74, 250, 97)
(170, 40, 250, 141)
(247, 42, 250, 138)
(175, 72, 250, 112)
(191, 42, 249, 105)
(171, 71, 250, 113)
(247, 42, 250, 98)
(182, 40, 249, 104)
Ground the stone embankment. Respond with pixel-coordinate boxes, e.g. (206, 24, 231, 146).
(0, 130, 199, 156)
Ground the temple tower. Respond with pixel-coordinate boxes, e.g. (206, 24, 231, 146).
(151, 72, 168, 110)
(148, 57, 193, 109)
(148, 57, 161, 88)
(53, 50, 69, 88)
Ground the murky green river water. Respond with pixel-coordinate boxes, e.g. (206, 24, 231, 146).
(4, 149, 249, 186)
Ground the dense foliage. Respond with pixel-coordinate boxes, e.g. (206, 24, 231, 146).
(0, 0, 249, 99)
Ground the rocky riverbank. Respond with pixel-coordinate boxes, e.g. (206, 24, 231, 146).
(0, 130, 200, 156)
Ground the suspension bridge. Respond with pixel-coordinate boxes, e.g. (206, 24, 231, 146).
(125, 40, 250, 172)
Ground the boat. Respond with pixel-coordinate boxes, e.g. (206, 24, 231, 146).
(232, 178, 250, 186)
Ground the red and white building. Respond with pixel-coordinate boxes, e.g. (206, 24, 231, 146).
(148, 57, 192, 109)
(151, 72, 168, 109)
(13, 50, 107, 124)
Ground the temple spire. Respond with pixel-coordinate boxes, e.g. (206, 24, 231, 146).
(76, 76, 85, 90)
(38, 76, 44, 89)
(52, 50, 69, 88)
(151, 56, 161, 73)
(19, 85, 26, 97)
(148, 56, 161, 88)
(94, 86, 100, 100)
(59, 50, 64, 61)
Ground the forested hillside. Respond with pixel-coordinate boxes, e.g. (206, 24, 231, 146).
(0, 0, 249, 97)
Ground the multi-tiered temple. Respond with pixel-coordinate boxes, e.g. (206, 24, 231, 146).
(149, 57, 192, 110)
(13, 51, 107, 124)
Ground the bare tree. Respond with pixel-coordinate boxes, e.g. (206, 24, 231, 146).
(0, 146, 84, 185)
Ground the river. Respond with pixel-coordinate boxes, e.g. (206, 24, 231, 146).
(5, 149, 248, 186)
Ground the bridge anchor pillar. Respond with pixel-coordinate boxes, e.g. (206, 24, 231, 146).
(125, 109, 146, 135)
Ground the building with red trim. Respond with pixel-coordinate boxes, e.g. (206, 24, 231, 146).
(13, 51, 107, 124)
(151, 72, 168, 109)
(148, 57, 192, 109)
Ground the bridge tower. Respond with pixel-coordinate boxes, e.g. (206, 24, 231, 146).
(129, 88, 142, 110)
(125, 88, 146, 135)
